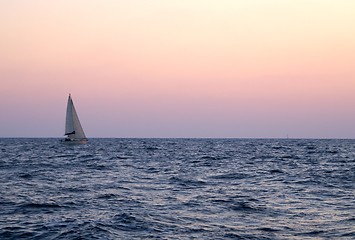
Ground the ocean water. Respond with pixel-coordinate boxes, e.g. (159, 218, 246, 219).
(0, 138, 354, 240)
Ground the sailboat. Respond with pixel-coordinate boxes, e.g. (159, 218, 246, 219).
(62, 94, 88, 144)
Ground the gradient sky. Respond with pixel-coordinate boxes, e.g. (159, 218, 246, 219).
(1, 0, 355, 138)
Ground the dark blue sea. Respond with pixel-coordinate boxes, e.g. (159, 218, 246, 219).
(0, 138, 354, 239)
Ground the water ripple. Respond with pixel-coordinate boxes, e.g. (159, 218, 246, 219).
(0, 138, 354, 239)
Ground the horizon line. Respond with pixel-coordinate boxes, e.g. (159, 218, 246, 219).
(0, 137, 354, 140)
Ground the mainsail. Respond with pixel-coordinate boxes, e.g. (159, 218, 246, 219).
(65, 95, 86, 140)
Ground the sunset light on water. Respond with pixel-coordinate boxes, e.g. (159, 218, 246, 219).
(1, 2, 355, 239)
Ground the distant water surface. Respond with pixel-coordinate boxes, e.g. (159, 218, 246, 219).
(0, 138, 354, 239)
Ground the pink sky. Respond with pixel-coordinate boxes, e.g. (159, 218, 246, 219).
(1, 1, 355, 138)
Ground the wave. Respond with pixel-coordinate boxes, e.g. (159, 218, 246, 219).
(1, 138, 354, 239)
(15, 202, 63, 214)
(209, 172, 250, 180)
(169, 176, 207, 187)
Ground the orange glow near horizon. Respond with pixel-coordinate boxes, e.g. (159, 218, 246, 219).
(1, 1, 355, 138)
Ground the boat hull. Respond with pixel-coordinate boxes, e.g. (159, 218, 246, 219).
(61, 139, 88, 145)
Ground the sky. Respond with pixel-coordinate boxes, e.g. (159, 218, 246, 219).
(1, 0, 355, 138)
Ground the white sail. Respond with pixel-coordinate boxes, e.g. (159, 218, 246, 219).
(65, 95, 86, 140)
